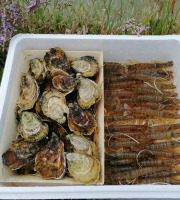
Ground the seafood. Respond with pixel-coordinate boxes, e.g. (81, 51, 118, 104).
(44, 47, 70, 72)
(105, 115, 144, 122)
(17, 73, 39, 110)
(50, 69, 76, 94)
(67, 134, 99, 159)
(105, 140, 150, 148)
(146, 141, 180, 150)
(128, 61, 173, 69)
(34, 133, 66, 179)
(105, 159, 135, 166)
(135, 177, 180, 185)
(18, 112, 49, 142)
(105, 166, 134, 174)
(105, 125, 147, 133)
(40, 89, 69, 124)
(2, 139, 43, 170)
(77, 76, 101, 109)
(29, 58, 47, 84)
(137, 130, 180, 140)
(71, 56, 98, 77)
(113, 166, 169, 179)
(68, 103, 96, 135)
(16, 161, 36, 175)
(150, 124, 180, 133)
(145, 170, 180, 178)
(105, 131, 146, 138)
(66, 152, 100, 184)
(105, 80, 144, 89)
(138, 159, 177, 167)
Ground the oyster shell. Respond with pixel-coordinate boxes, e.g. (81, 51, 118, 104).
(44, 47, 70, 73)
(40, 89, 69, 124)
(17, 73, 39, 110)
(51, 69, 76, 94)
(67, 134, 99, 159)
(71, 56, 98, 77)
(34, 133, 66, 179)
(67, 152, 100, 184)
(2, 139, 42, 170)
(29, 58, 47, 84)
(18, 112, 49, 142)
(68, 103, 96, 135)
(77, 77, 101, 109)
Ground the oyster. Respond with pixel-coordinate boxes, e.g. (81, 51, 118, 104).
(29, 58, 47, 84)
(67, 134, 99, 159)
(51, 69, 76, 94)
(34, 133, 66, 179)
(40, 89, 69, 124)
(35, 98, 51, 122)
(77, 77, 101, 109)
(17, 73, 39, 110)
(2, 139, 42, 170)
(68, 103, 96, 135)
(44, 47, 70, 73)
(71, 56, 98, 77)
(18, 112, 49, 142)
(67, 153, 100, 184)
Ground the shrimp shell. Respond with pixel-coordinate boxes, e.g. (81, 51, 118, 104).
(139, 159, 176, 167)
(135, 177, 180, 185)
(105, 131, 147, 138)
(145, 170, 180, 178)
(105, 125, 147, 133)
(105, 140, 149, 148)
(129, 61, 173, 69)
(146, 141, 180, 150)
(114, 166, 169, 179)
(150, 124, 180, 133)
(105, 115, 144, 122)
(105, 166, 134, 174)
(137, 130, 180, 140)
(105, 159, 135, 166)
(105, 80, 144, 89)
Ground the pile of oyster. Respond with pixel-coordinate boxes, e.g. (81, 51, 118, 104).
(2, 48, 101, 184)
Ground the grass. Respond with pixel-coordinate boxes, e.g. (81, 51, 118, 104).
(0, 0, 180, 82)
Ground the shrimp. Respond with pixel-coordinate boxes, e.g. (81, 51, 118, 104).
(105, 166, 134, 174)
(105, 102, 180, 112)
(143, 82, 176, 90)
(125, 87, 177, 97)
(105, 179, 119, 185)
(128, 68, 173, 77)
(105, 140, 151, 148)
(126, 102, 180, 111)
(139, 159, 178, 167)
(124, 108, 180, 119)
(105, 152, 150, 159)
(135, 177, 180, 185)
(133, 148, 180, 158)
(105, 125, 147, 133)
(146, 141, 180, 150)
(104, 62, 128, 72)
(150, 124, 180, 133)
(145, 170, 180, 178)
(105, 115, 144, 122)
(129, 61, 173, 69)
(113, 166, 169, 179)
(128, 73, 173, 82)
(105, 159, 135, 166)
(105, 132, 147, 139)
(105, 80, 144, 89)
(105, 90, 137, 97)
(137, 130, 180, 140)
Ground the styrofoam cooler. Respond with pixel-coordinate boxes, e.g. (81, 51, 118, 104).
(0, 34, 180, 199)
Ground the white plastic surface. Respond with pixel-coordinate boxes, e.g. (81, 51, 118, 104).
(0, 34, 180, 199)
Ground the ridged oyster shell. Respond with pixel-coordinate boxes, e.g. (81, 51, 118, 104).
(71, 56, 98, 77)
(18, 112, 49, 142)
(29, 58, 47, 84)
(51, 69, 76, 94)
(67, 134, 99, 159)
(77, 77, 101, 109)
(68, 103, 96, 135)
(17, 73, 39, 110)
(40, 89, 69, 124)
(2, 139, 42, 170)
(44, 47, 70, 73)
(67, 152, 100, 184)
(34, 133, 66, 179)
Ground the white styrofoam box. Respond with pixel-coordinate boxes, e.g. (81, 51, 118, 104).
(0, 34, 180, 199)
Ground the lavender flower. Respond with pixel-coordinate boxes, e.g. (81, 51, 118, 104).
(0, 1, 26, 51)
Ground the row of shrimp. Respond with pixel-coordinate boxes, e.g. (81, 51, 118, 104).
(104, 61, 180, 185)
